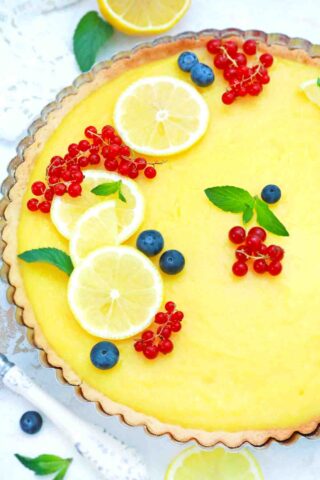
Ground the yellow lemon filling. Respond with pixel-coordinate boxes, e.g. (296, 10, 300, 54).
(18, 48, 320, 432)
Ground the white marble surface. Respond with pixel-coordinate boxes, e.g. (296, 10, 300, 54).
(1, 0, 320, 478)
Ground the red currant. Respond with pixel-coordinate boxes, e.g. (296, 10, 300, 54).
(142, 330, 154, 342)
(54, 183, 67, 196)
(268, 261, 282, 276)
(89, 145, 99, 154)
(112, 135, 122, 145)
(229, 226, 246, 244)
(224, 66, 238, 81)
(248, 82, 262, 96)
(214, 54, 228, 69)
(44, 188, 54, 201)
(155, 312, 168, 324)
(88, 153, 100, 165)
(38, 201, 51, 213)
(68, 143, 79, 157)
(92, 135, 102, 146)
(135, 157, 147, 170)
(84, 126, 97, 138)
(258, 243, 268, 255)
(246, 234, 262, 251)
(232, 261, 248, 277)
(253, 259, 268, 274)
(31, 181, 46, 196)
(235, 245, 250, 261)
(101, 125, 115, 140)
(248, 227, 266, 241)
(78, 140, 90, 152)
(101, 146, 109, 158)
(120, 145, 130, 157)
(243, 39, 257, 55)
(27, 198, 39, 211)
(206, 38, 221, 54)
(128, 164, 139, 179)
(71, 171, 84, 183)
(171, 321, 182, 332)
(50, 156, 63, 165)
(159, 339, 174, 354)
(172, 311, 184, 321)
(144, 166, 156, 179)
(234, 52, 247, 66)
(159, 326, 172, 339)
(267, 245, 284, 261)
(222, 90, 236, 105)
(165, 301, 176, 313)
(260, 53, 273, 68)
(118, 160, 130, 176)
(224, 40, 238, 56)
(143, 345, 159, 359)
(134, 340, 144, 352)
(78, 156, 89, 168)
(68, 182, 82, 197)
(104, 159, 118, 171)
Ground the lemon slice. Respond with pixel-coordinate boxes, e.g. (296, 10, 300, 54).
(114, 76, 210, 157)
(51, 170, 144, 239)
(97, 0, 190, 35)
(68, 246, 163, 339)
(300, 78, 320, 106)
(166, 447, 264, 480)
(70, 200, 119, 265)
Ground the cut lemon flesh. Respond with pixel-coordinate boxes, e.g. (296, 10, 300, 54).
(70, 200, 119, 265)
(51, 170, 144, 239)
(165, 447, 264, 480)
(97, 0, 190, 35)
(68, 246, 163, 339)
(114, 76, 210, 156)
(300, 78, 320, 106)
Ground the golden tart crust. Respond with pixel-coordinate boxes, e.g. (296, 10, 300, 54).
(2, 33, 320, 447)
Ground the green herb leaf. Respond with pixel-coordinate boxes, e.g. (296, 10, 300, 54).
(73, 11, 113, 72)
(18, 248, 74, 275)
(254, 197, 289, 236)
(317, 77, 320, 87)
(91, 180, 127, 202)
(204, 186, 254, 213)
(242, 204, 254, 224)
(15, 454, 72, 478)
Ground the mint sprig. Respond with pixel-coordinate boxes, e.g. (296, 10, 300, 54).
(18, 248, 74, 275)
(317, 77, 320, 87)
(205, 185, 289, 236)
(73, 11, 113, 72)
(91, 180, 127, 203)
(15, 454, 72, 479)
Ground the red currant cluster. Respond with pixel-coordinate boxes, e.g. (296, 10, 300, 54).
(206, 38, 274, 105)
(134, 302, 183, 360)
(229, 226, 284, 277)
(27, 125, 158, 214)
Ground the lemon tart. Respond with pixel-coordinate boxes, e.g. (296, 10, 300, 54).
(3, 30, 320, 447)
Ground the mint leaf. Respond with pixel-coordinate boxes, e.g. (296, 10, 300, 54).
(73, 11, 113, 72)
(254, 197, 289, 236)
(242, 204, 254, 224)
(91, 180, 126, 203)
(205, 186, 254, 213)
(18, 248, 74, 275)
(317, 77, 320, 87)
(15, 454, 72, 477)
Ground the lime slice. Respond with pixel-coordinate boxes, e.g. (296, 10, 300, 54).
(166, 447, 264, 480)
(68, 246, 163, 339)
(114, 76, 209, 157)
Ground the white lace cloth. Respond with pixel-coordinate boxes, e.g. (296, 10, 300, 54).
(0, 0, 81, 142)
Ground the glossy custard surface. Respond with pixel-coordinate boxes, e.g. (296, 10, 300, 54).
(18, 48, 320, 431)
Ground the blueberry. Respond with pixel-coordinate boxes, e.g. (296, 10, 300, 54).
(178, 51, 199, 72)
(90, 341, 119, 370)
(20, 411, 43, 434)
(160, 250, 185, 275)
(136, 230, 164, 257)
(261, 184, 281, 204)
(191, 63, 215, 87)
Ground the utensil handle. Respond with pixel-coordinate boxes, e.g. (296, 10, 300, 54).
(3, 366, 148, 480)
